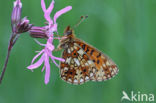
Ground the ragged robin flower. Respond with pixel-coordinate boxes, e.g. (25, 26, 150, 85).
(27, 0, 72, 84)
(0, 0, 32, 84)
(11, 0, 32, 50)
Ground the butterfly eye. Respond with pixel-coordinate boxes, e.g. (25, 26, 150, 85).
(64, 30, 72, 35)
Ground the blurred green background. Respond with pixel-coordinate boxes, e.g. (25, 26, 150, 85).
(0, 0, 156, 103)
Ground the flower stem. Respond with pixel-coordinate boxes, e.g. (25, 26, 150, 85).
(0, 48, 11, 84)
(0, 34, 14, 85)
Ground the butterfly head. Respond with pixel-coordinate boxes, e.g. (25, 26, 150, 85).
(63, 26, 74, 36)
(57, 26, 75, 49)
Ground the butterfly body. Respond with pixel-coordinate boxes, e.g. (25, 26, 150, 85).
(57, 26, 118, 85)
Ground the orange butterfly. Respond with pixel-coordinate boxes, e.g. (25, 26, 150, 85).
(57, 26, 119, 85)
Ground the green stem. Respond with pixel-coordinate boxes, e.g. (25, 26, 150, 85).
(0, 46, 12, 84)
(0, 34, 15, 85)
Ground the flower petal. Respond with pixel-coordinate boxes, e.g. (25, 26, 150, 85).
(31, 49, 44, 64)
(41, 0, 46, 12)
(52, 59, 59, 68)
(41, 0, 54, 24)
(44, 14, 53, 25)
(51, 55, 65, 62)
(47, 52, 64, 68)
(42, 65, 45, 72)
(34, 39, 46, 46)
(44, 54, 50, 84)
(27, 54, 45, 69)
(47, 51, 65, 62)
(47, 0, 54, 14)
(53, 6, 72, 23)
(44, 0, 54, 24)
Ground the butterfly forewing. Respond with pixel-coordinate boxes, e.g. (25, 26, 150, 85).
(75, 40, 118, 81)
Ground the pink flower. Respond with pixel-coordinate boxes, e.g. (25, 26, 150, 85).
(11, 0, 32, 34)
(27, 37, 64, 84)
(27, 0, 72, 84)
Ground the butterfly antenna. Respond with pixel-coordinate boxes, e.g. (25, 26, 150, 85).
(73, 15, 88, 29)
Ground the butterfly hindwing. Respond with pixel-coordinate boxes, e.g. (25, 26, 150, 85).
(60, 44, 96, 85)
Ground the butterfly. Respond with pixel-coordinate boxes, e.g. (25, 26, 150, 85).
(57, 26, 119, 85)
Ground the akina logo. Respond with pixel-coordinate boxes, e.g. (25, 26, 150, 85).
(121, 91, 154, 102)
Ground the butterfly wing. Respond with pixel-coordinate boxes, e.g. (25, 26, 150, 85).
(60, 43, 96, 85)
(75, 39, 118, 81)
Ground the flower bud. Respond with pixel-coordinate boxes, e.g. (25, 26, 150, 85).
(16, 17, 33, 33)
(29, 26, 48, 39)
(11, 0, 22, 33)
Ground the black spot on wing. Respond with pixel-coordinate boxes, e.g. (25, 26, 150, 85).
(97, 60, 100, 64)
(90, 50, 95, 55)
(85, 47, 89, 53)
(82, 44, 86, 49)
